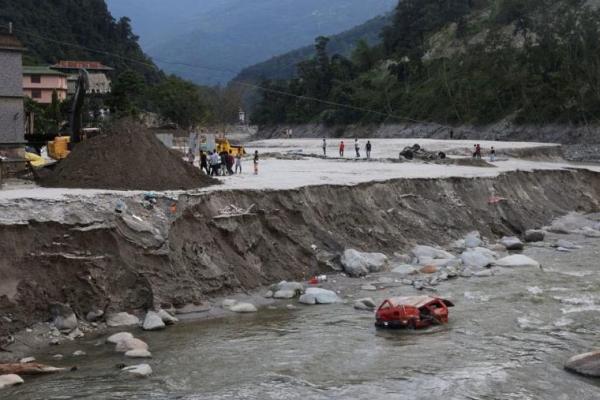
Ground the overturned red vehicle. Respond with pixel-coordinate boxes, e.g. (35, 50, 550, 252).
(375, 296, 454, 329)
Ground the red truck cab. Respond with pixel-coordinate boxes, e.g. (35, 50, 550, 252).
(375, 296, 454, 329)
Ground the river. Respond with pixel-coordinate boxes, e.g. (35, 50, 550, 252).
(4, 230, 600, 399)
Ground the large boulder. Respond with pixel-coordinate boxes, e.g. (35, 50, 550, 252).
(53, 313, 78, 332)
(122, 364, 152, 378)
(157, 309, 178, 325)
(554, 239, 581, 250)
(500, 236, 524, 251)
(391, 264, 418, 276)
(494, 254, 540, 268)
(115, 338, 149, 353)
(106, 312, 140, 327)
(273, 290, 297, 299)
(460, 248, 496, 268)
(524, 230, 545, 243)
(354, 298, 377, 310)
(464, 231, 483, 248)
(274, 281, 304, 293)
(106, 332, 134, 344)
(125, 349, 153, 359)
(410, 245, 454, 261)
(229, 303, 258, 313)
(299, 294, 317, 305)
(300, 288, 340, 305)
(142, 311, 166, 331)
(0, 374, 24, 389)
(565, 351, 600, 377)
(85, 310, 104, 322)
(341, 249, 388, 277)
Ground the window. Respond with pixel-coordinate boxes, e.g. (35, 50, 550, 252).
(30, 75, 41, 84)
(31, 89, 42, 99)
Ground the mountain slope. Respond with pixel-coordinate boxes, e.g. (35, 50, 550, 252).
(252, 0, 600, 127)
(235, 13, 393, 83)
(107, 0, 397, 85)
(0, 0, 161, 83)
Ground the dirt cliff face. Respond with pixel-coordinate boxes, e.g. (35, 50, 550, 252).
(1, 169, 600, 337)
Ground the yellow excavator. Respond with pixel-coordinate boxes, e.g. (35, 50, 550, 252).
(215, 136, 246, 156)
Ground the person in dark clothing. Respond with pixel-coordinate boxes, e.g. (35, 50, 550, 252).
(220, 151, 228, 175)
(253, 151, 259, 175)
(366, 141, 372, 159)
(226, 151, 235, 175)
(200, 150, 209, 174)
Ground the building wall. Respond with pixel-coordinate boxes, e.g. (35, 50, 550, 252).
(0, 50, 24, 145)
(23, 88, 67, 104)
(23, 74, 68, 91)
(0, 97, 25, 145)
(0, 52, 23, 97)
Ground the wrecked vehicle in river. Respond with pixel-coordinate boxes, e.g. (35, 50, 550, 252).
(375, 296, 454, 329)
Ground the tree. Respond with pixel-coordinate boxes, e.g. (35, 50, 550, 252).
(108, 69, 146, 118)
(149, 76, 208, 129)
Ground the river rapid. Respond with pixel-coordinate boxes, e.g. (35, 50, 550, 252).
(4, 229, 600, 400)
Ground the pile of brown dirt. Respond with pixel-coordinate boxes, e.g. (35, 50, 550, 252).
(41, 126, 219, 191)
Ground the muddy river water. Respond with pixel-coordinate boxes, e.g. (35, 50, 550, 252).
(5, 230, 600, 400)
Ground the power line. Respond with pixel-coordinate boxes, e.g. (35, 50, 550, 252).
(2, 23, 437, 125)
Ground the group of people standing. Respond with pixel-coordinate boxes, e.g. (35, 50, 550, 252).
(188, 149, 260, 176)
(323, 138, 373, 159)
(473, 144, 496, 162)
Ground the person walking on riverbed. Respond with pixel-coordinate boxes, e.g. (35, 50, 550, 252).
(200, 150, 209, 174)
(253, 151, 259, 175)
(366, 141, 372, 159)
(490, 146, 496, 162)
(235, 152, 242, 174)
(339, 141, 345, 157)
(322, 138, 327, 157)
(355, 138, 360, 158)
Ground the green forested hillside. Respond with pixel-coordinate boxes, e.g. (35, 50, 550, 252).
(252, 0, 600, 126)
(0, 0, 161, 83)
(235, 14, 393, 82)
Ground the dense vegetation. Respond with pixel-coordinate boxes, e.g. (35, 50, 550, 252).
(235, 14, 393, 82)
(1, 0, 242, 132)
(0, 0, 160, 83)
(252, 0, 600, 126)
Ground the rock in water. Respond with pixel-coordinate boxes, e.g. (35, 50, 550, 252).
(143, 311, 166, 331)
(391, 265, 418, 276)
(0, 374, 24, 389)
(565, 351, 600, 377)
(299, 294, 317, 305)
(524, 230, 545, 243)
(554, 239, 581, 250)
(106, 312, 140, 327)
(53, 313, 78, 332)
(461, 248, 496, 268)
(222, 299, 237, 309)
(273, 290, 297, 299)
(106, 332, 134, 344)
(229, 303, 258, 313)
(354, 298, 377, 310)
(86, 310, 104, 322)
(464, 231, 483, 248)
(341, 249, 389, 277)
(125, 349, 152, 359)
(410, 245, 454, 261)
(303, 288, 340, 304)
(157, 309, 178, 325)
(500, 236, 524, 250)
(494, 255, 540, 268)
(361, 284, 377, 291)
(122, 364, 152, 378)
(115, 338, 149, 353)
(274, 281, 304, 293)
